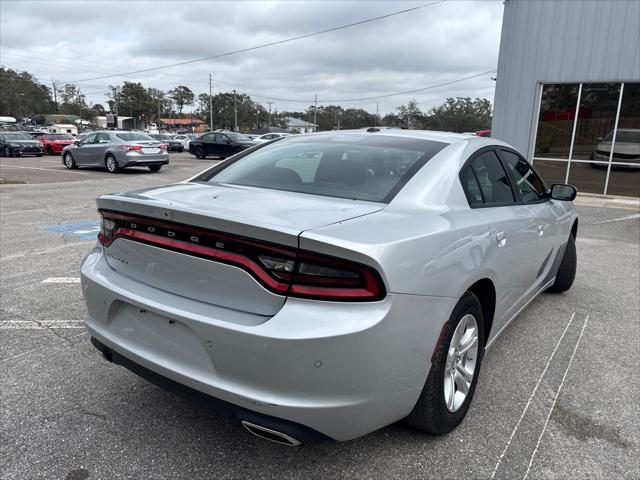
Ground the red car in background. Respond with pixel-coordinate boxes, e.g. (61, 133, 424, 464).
(39, 133, 75, 155)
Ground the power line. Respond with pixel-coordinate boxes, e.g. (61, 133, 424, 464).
(242, 70, 496, 103)
(66, 1, 447, 83)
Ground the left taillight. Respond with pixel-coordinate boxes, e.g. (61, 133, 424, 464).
(96, 210, 386, 302)
(119, 144, 142, 151)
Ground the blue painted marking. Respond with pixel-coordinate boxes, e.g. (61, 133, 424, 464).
(41, 220, 100, 240)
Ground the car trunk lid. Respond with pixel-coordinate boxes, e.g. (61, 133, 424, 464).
(97, 182, 383, 315)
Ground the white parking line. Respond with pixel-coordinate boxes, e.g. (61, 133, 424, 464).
(0, 164, 90, 175)
(42, 277, 81, 284)
(0, 320, 85, 329)
(590, 213, 640, 225)
(490, 312, 576, 479)
(522, 315, 590, 480)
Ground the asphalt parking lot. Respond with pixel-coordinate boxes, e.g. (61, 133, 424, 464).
(1, 153, 639, 480)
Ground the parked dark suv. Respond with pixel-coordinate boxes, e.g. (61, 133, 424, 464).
(188, 132, 258, 159)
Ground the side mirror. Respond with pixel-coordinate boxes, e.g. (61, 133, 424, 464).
(73, 140, 81, 146)
(550, 183, 577, 201)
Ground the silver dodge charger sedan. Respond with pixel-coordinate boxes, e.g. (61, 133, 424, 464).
(81, 130, 578, 445)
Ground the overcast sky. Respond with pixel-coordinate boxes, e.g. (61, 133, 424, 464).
(0, 0, 503, 115)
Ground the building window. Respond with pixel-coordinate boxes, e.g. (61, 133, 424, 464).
(532, 82, 640, 197)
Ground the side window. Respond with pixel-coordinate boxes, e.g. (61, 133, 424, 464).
(215, 134, 230, 144)
(97, 133, 110, 144)
(500, 150, 548, 202)
(465, 150, 515, 206)
(461, 167, 484, 206)
(82, 133, 98, 144)
(203, 134, 215, 142)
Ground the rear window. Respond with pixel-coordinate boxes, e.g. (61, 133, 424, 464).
(116, 132, 156, 141)
(198, 134, 447, 203)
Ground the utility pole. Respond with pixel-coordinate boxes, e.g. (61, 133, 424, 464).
(313, 94, 317, 129)
(267, 102, 273, 127)
(157, 98, 161, 131)
(51, 80, 59, 113)
(233, 89, 238, 131)
(376, 102, 379, 124)
(209, 74, 214, 131)
(255, 108, 259, 129)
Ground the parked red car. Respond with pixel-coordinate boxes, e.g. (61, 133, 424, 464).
(39, 133, 75, 155)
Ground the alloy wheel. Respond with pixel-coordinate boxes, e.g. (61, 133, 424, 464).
(64, 154, 74, 168)
(106, 156, 117, 172)
(444, 314, 479, 413)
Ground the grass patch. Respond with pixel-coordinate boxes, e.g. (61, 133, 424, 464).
(0, 178, 26, 184)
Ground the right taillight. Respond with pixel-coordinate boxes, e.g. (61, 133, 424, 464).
(97, 210, 386, 302)
(289, 252, 385, 301)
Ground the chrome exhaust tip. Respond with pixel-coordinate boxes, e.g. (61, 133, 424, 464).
(240, 420, 302, 447)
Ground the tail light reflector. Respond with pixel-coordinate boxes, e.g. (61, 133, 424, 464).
(97, 210, 385, 302)
(119, 144, 142, 151)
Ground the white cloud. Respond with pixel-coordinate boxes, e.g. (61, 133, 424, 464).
(0, 0, 503, 114)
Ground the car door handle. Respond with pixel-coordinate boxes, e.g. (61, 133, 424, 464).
(537, 224, 545, 237)
(496, 231, 507, 247)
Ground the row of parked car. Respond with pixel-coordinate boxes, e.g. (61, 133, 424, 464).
(0, 128, 294, 173)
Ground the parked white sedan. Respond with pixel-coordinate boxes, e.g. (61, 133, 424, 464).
(173, 134, 197, 150)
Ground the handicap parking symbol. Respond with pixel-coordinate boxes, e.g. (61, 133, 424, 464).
(41, 220, 100, 241)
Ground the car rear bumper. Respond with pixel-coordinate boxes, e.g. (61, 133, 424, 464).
(6, 146, 43, 155)
(121, 159, 170, 167)
(80, 246, 456, 441)
(90, 336, 331, 445)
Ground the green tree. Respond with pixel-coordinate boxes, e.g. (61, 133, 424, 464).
(106, 82, 153, 117)
(169, 86, 195, 114)
(58, 83, 88, 117)
(0, 67, 54, 119)
(396, 100, 424, 129)
(424, 97, 492, 132)
(90, 103, 106, 118)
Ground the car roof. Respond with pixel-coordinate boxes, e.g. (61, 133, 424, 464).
(306, 129, 496, 146)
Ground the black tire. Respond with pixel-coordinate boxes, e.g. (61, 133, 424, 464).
(548, 234, 576, 293)
(63, 152, 77, 169)
(105, 154, 120, 173)
(36, 153, 43, 157)
(406, 291, 485, 435)
(148, 165, 162, 172)
(194, 146, 204, 159)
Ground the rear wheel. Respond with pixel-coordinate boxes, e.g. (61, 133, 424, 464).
(148, 165, 162, 172)
(548, 234, 576, 293)
(36, 153, 43, 157)
(63, 152, 77, 169)
(194, 146, 204, 159)
(406, 291, 484, 435)
(2, 146, 8, 157)
(105, 154, 120, 173)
